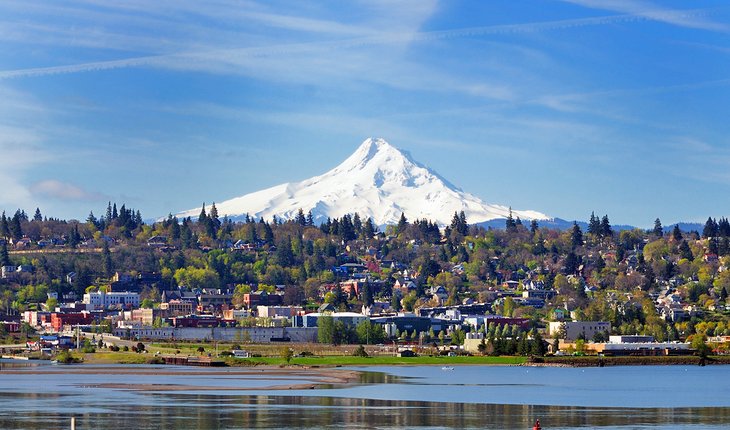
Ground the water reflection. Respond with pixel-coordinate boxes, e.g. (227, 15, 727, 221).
(1, 392, 729, 429)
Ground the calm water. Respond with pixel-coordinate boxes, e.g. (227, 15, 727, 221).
(1, 361, 729, 429)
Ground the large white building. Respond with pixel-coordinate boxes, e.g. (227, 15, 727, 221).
(83, 290, 140, 310)
(549, 321, 611, 341)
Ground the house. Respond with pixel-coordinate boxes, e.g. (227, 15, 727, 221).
(147, 236, 168, 247)
(428, 286, 449, 303)
(1, 265, 17, 279)
(393, 278, 417, 296)
(12, 237, 32, 249)
(16, 265, 33, 274)
(159, 300, 194, 316)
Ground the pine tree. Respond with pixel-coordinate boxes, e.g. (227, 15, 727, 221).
(198, 203, 207, 224)
(0, 212, 9, 239)
(10, 210, 23, 240)
(306, 211, 314, 226)
(295, 209, 306, 226)
(505, 208, 517, 232)
(352, 213, 362, 235)
(719, 217, 730, 237)
(570, 222, 583, 248)
(397, 213, 408, 235)
(600, 215, 612, 238)
(672, 225, 683, 241)
(102, 241, 113, 278)
(703, 217, 718, 238)
(362, 218, 376, 239)
(87, 211, 98, 229)
(679, 240, 693, 261)
(653, 218, 663, 237)
(530, 219, 539, 236)
(112, 203, 118, 220)
(0, 242, 11, 266)
(33, 208, 42, 222)
(588, 211, 601, 236)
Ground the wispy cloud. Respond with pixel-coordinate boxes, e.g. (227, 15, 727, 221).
(29, 180, 107, 202)
(561, 0, 729, 32)
(0, 10, 699, 81)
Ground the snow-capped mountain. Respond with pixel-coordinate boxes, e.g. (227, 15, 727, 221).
(175, 138, 550, 226)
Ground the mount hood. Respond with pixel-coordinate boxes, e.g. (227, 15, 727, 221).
(175, 138, 550, 226)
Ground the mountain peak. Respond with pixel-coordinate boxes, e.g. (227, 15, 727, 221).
(341, 137, 405, 171)
(175, 138, 550, 226)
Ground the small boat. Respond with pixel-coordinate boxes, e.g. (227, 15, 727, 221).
(441, 366, 454, 371)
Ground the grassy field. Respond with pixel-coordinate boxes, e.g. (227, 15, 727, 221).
(241, 355, 527, 366)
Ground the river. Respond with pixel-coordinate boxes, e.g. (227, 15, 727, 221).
(0, 361, 728, 429)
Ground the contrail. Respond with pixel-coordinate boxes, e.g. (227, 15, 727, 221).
(0, 9, 715, 80)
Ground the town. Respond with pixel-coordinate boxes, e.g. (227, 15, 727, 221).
(2, 205, 729, 362)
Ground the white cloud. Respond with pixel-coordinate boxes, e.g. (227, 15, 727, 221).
(561, 0, 729, 32)
(29, 180, 106, 202)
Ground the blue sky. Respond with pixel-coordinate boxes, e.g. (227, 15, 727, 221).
(1, 0, 729, 227)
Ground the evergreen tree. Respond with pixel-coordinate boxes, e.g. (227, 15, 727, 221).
(0, 212, 9, 239)
(530, 219, 539, 236)
(679, 240, 693, 261)
(720, 217, 730, 237)
(600, 215, 612, 238)
(0, 242, 10, 266)
(564, 251, 580, 275)
(362, 218, 376, 240)
(87, 211, 98, 229)
(653, 218, 663, 237)
(262, 220, 274, 244)
(709, 238, 719, 255)
(33, 208, 42, 222)
(275, 236, 295, 266)
(672, 225, 683, 241)
(295, 209, 307, 226)
(209, 203, 221, 231)
(68, 225, 81, 248)
(112, 203, 118, 220)
(306, 210, 314, 226)
(105, 202, 113, 223)
(102, 241, 113, 278)
(588, 211, 601, 236)
(352, 213, 362, 235)
(338, 215, 356, 242)
(10, 210, 23, 240)
(397, 213, 408, 235)
(198, 203, 208, 224)
(703, 217, 718, 238)
(391, 293, 402, 312)
(570, 222, 583, 248)
(505, 208, 517, 232)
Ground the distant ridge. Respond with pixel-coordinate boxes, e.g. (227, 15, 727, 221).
(175, 137, 551, 226)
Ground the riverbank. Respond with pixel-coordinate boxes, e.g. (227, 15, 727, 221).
(531, 355, 730, 367)
(0, 364, 361, 391)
